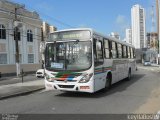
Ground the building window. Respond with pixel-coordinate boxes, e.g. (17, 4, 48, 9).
(0, 44, 6, 52)
(0, 24, 6, 39)
(28, 54, 34, 63)
(0, 54, 7, 64)
(27, 30, 33, 42)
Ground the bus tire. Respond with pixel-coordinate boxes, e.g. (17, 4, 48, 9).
(126, 69, 131, 81)
(104, 73, 112, 91)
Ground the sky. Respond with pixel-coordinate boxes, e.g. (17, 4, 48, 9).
(11, 0, 155, 39)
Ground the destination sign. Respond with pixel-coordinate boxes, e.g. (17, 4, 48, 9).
(50, 30, 91, 41)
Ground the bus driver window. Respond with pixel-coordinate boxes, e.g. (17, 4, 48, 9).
(93, 39, 103, 66)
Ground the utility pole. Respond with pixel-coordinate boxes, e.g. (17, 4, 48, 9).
(151, 6, 155, 32)
(41, 26, 44, 69)
(14, 5, 24, 76)
(156, 0, 160, 64)
(14, 7, 20, 76)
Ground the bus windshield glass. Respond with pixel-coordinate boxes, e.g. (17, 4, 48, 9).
(45, 41, 92, 71)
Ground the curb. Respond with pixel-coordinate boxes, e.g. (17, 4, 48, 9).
(0, 87, 45, 100)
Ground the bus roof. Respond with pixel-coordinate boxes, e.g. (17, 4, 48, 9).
(50, 28, 134, 48)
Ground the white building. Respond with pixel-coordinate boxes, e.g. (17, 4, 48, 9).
(50, 26, 57, 33)
(131, 4, 146, 49)
(42, 22, 57, 41)
(109, 32, 120, 40)
(125, 28, 132, 44)
(41, 22, 57, 62)
(0, 0, 42, 76)
(159, 0, 160, 56)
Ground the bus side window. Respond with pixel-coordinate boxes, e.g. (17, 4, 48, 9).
(133, 48, 136, 58)
(126, 46, 128, 58)
(115, 43, 119, 58)
(93, 39, 97, 59)
(131, 48, 134, 58)
(112, 42, 117, 59)
(104, 39, 110, 59)
(96, 40, 103, 59)
(117, 43, 122, 58)
(122, 45, 127, 58)
(109, 40, 112, 58)
(93, 39, 104, 66)
(127, 47, 131, 58)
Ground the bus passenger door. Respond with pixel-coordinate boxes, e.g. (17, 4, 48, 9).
(93, 38, 105, 91)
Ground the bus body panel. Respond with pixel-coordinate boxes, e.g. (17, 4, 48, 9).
(44, 28, 136, 93)
(45, 68, 95, 93)
(45, 79, 95, 93)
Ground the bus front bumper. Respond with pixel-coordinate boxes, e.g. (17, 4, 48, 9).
(45, 80, 94, 93)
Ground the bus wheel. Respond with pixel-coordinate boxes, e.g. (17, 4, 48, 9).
(126, 69, 131, 81)
(104, 74, 112, 91)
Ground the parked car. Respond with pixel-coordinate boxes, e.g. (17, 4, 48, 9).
(36, 69, 45, 78)
(143, 61, 151, 66)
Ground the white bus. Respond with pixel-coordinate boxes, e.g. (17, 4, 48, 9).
(44, 28, 136, 93)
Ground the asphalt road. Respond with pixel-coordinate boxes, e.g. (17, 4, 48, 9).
(0, 68, 160, 114)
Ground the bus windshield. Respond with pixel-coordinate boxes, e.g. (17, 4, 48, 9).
(45, 41, 92, 71)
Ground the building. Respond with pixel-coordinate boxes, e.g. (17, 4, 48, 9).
(109, 32, 120, 40)
(131, 4, 146, 49)
(42, 22, 50, 41)
(158, 0, 160, 57)
(125, 28, 132, 44)
(0, 0, 42, 76)
(159, 1, 160, 50)
(41, 22, 57, 62)
(42, 22, 57, 41)
(159, 0, 160, 51)
(50, 26, 57, 33)
(146, 32, 158, 50)
(146, 33, 158, 63)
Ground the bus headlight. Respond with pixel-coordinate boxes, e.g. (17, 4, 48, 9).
(79, 73, 93, 83)
(45, 73, 55, 82)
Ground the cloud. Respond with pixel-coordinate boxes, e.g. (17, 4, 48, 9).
(115, 15, 130, 39)
(116, 15, 129, 28)
(116, 15, 126, 25)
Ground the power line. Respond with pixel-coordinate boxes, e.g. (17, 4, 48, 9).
(5, 29, 43, 37)
(39, 12, 75, 28)
(9, 0, 76, 28)
(1, 0, 78, 43)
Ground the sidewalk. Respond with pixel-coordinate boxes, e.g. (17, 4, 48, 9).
(137, 64, 160, 73)
(0, 74, 41, 86)
(0, 73, 35, 81)
(0, 79, 45, 100)
(151, 64, 160, 67)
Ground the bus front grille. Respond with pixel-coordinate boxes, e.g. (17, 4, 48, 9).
(58, 85, 75, 89)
